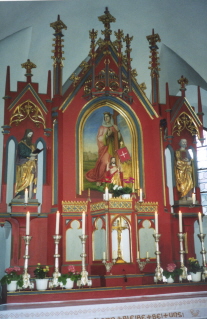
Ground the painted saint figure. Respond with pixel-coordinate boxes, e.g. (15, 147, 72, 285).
(175, 138, 194, 199)
(15, 129, 38, 199)
(105, 157, 123, 186)
(85, 112, 123, 185)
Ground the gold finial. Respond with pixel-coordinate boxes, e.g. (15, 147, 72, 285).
(21, 59, 36, 75)
(98, 7, 115, 40)
(50, 15, 67, 33)
(177, 75, 188, 91)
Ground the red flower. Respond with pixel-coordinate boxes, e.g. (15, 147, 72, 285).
(166, 263, 176, 272)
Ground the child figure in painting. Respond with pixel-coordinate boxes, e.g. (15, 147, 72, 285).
(105, 157, 123, 186)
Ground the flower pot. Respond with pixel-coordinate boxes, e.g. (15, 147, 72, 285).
(35, 278, 49, 291)
(122, 194, 131, 199)
(64, 278, 74, 289)
(190, 271, 201, 282)
(7, 280, 17, 292)
(167, 276, 174, 283)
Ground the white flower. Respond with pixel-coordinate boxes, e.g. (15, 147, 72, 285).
(113, 185, 118, 190)
(118, 186, 123, 190)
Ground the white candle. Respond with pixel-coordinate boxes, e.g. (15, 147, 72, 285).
(192, 193, 196, 205)
(140, 188, 143, 202)
(198, 212, 203, 234)
(55, 211, 60, 235)
(24, 188, 28, 204)
(155, 211, 158, 233)
(146, 251, 149, 259)
(105, 187, 109, 201)
(82, 211, 86, 235)
(26, 211, 30, 235)
(103, 251, 106, 260)
(137, 250, 140, 259)
(179, 211, 183, 233)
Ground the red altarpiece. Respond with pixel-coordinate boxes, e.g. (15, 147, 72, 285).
(0, 9, 206, 304)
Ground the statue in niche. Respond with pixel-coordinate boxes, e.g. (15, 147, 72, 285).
(15, 129, 40, 199)
(175, 138, 194, 200)
(85, 112, 124, 186)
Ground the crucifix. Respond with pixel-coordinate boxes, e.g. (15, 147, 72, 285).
(112, 217, 128, 263)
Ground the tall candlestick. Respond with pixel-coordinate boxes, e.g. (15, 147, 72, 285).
(24, 188, 28, 204)
(82, 211, 86, 235)
(140, 188, 143, 202)
(55, 211, 60, 235)
(179, 211, 183, 233)
(105, 187, 109, 201)
(26, 211, 30, 235)
(192, 193, 196, 205)
(198, 212, 203, 234)
(155, 211, 158, 233)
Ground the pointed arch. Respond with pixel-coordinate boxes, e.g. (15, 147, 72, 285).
(76, 96, 144, 195)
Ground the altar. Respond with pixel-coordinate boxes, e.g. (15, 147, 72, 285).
(0, 7, 207, 310)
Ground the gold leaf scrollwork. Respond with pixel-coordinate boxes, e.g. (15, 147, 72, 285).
(9, 100, 46, 128)
(172, 112, 199, 137)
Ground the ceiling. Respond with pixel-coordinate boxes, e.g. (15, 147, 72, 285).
(0, 0, 207, 125)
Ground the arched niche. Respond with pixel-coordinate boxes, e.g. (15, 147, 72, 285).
(0, 221, 12, 279)
(138, 219, 155, 259)
(111, 216, 131, 262)
(76, 97, 144, 195)
(66, 220, 82, 261)
(92, 217, 106, 261)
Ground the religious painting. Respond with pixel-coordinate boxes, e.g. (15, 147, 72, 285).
(83, 106, 132, 191)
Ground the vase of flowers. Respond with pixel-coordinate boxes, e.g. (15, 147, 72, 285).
(99, 177, 134, 199)
(34, 263, 49, 290)
(187, 257, 202, 282)
(163, 263, 183, 283)
(0, 266, 23, 292)
(58, 265, 81, 289)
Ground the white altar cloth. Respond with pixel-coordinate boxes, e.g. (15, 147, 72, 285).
(1, 291, 207, 319)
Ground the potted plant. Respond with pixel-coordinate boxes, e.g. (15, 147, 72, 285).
(99, 177, 135, 199)
(187, 257, 202, 282)
(34, 263, 50, 290)
(163, 263, 183, 283)
(0, 266, 23, 292)
(58, 265, 81, 289)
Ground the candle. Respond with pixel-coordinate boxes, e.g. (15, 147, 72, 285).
(24, 188, 28, 204)
(198, 212, 203, 234)
(137, 250, 140, 259)
(192, 193, 196, 205)
(140, 188, 143, 202)
(105, 187, 109, 201)
(55, 211, 60, 235)
(26, 211, 30, 235)
(178, 211, 183, 233)
(155, 211, 158, 233)
(82, 211, 86, 235)
(146, 251, 149, 258)
(88, 188, 90, 197)
(103, 251, 106, 260)
(132, 184, 135, 193)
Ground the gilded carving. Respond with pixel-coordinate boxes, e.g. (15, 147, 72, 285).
(172, 112, 199, 137)
(90, 202, 106, 212)
(9, 100, 45, 128)
(135, 201, 158, 212)
(62, 201, 87, 212)
(109, 198, 132, 209)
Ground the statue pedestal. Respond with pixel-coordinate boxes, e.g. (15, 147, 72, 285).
(10, 199, 40, 213)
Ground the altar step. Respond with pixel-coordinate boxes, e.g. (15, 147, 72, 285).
(3, 280, 207, 305)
